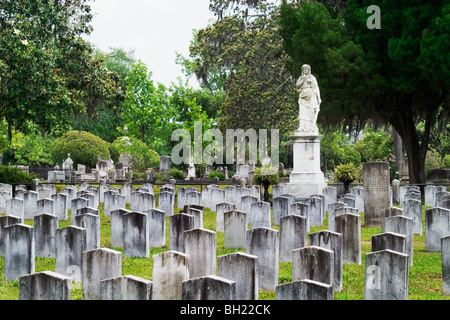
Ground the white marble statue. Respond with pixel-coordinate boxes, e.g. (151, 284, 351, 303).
(296, 64, 322, 135)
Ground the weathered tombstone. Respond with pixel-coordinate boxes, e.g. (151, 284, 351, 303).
(340, 193, 356, 208)
(104, 192, 125, 217)
(216, 202, 235, 232)
(37, 186, 52, 201)
(441, 235, 450, 295)
(425, 207, 450, 252)
(6, 197, 24, 222)
(182, 207, 202, 229)
(169, 213, 194, 252)
(184, 228, 216, 279)
(182, 275, 235, 300)
(4, 224, 35, 281)
(55, 226, 86, 283)
(211, 188, 225, 212)
(403, 198, 422, 235)
(323, 186, 337, 215)
(290, 202, 310, 232)
(144, 208, 166, 248)
(391, 180, 401, 205)
(327, 201, 346, 231)
(272, 184, 286, 200)
(19, 271, 71, 300)
(250, 185, 261, 201)
(177, 188, 188, 209)
(363, 162, 390, 227)
(384, 215, 413, 266)
(235, 187, 250, 211)
(130, 191, 155, 213)
(272, 196, 290, 226)
(70, 198, 89, 225)
(76, 206, 99, 217)
(307, 196, 323, 227)
(36, 198, 55, 216)
(246, 227, 279, 291)
(121, 184, 132, 204)
(335, 213, 361, 265)
(309, 230, 343, 292)
(159, 191, 174, 217)
(109, 208, 132, 248)
(185, 190, 202, 207)
(292, 246, 334, 290)
(51, 193, 67, 221)
(217, 252, 258, 300)
(225, 185, 237, 205)
(0, 215, 21, 256)
(364, 249, 409, 300)
(34, 214, 58, 258)
(350, 186, 364, 214)
(224, 210, 247, 249)
(371, 232, 406, 254)
(276, 279, 333, 300)
(250, 201, 271, 229)
(82, 248, 122, 300)
(240, 195, 258, 216)
(381, 206, 404, 233)
(75, 213, 101, 251)
(424, 185, 436, 207)
(152, 250, 190, 300)
(101, 275, 152, 300)
(279, 215, 307, 263)
(123, 211, 149, 258)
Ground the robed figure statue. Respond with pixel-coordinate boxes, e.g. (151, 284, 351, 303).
(296, 64, 322, 135)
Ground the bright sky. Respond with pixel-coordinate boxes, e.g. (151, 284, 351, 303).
(84, 0, 215, 88)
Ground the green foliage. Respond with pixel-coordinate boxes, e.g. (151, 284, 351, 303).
(321, 130, 361, 171)
(208, 171, 225, 181)
(0, 166, 36, 187)
(334, 162, 359, 183)
(53, 131, 110, 168)
(0, 0, 124, 138)
(253, 164, 280, 187)
(279, 0, 450, 183)
(355, 129, 393, 163)
(189, 12, 298, 139)
(111, 136, 159, 171)
(122, 61, 174, 155)
(167, 168, 184, 180)
(11, 131, 57, 167)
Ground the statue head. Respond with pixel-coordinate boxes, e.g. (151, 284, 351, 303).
(301, 64, 311, 76)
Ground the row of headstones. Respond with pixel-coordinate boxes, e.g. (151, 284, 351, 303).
(4, 182, 450, 300)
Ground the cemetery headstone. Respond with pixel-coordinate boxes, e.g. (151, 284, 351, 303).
(364, 249, 409, 300)
(19, 271, 71, 300)
(152, 250, 189, 300)
(82, 248, 122, 300)
(182, 275, 236, 300)
(246, 227, 279, 291)
(217, 252, 258, 300)
(363, 162, 390, 227)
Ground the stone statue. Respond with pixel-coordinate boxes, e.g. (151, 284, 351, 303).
(296, 64, 322, 135)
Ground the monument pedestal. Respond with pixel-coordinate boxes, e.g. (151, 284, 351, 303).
(286, 132, 327, 197)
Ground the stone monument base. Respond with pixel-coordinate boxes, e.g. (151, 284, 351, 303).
(286, 132, 327, 198)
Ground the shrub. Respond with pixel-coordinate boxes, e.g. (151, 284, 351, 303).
(53, 131, 110, 168)
(253, 165, 280, 187)
(208, 171, 225, 181)
(111, 136, 159, 171)
(334, 162, 359, 184)
(167, 168, 184, 179)
(0, 166, 37, 187)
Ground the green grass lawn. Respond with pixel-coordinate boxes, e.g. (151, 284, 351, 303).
(0, 184, 449, 300)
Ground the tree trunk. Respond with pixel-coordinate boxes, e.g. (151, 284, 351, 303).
(390, 111, 427, 185)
